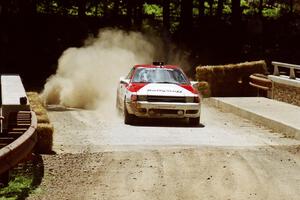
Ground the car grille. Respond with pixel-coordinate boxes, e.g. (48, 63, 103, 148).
(149, 109, 180, 115)
(146, 96, 186, 103)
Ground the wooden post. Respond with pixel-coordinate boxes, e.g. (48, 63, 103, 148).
(273, 65, 280, 76)
(290, 67, 296, 79)
(0, 171, 9, 187)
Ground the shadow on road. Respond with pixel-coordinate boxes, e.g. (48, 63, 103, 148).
(131, 118, 205, 128)
(46, 105, 81, 112)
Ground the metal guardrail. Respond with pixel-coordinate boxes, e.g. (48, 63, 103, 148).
(249, 74, 272, 91)
(272, 61, 300, 79)
(0, 111, 37, 175)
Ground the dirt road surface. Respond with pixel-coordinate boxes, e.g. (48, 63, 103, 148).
(28, 102, 300, 200)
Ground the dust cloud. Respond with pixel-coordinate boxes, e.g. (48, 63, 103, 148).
(41, 28, 189, 116)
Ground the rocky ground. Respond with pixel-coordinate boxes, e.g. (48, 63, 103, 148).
(27, 101, 300, 200)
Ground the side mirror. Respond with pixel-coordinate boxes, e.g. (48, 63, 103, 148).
(190, 81, 198, 88)
(120, 77, 130, 85)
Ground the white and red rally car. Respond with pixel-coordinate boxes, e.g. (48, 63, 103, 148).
(116, 62, 201, 125)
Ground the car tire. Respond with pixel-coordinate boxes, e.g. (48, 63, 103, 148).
(189, 117, 200, 126)
(124, 104, 135, 125)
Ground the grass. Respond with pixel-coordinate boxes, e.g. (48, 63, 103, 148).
(0, 176, 32, 200)
(0, 156, 44, 200)
(0, 93, 49, 199)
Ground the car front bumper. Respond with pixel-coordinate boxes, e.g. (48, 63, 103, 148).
(125, 101, 201, 118)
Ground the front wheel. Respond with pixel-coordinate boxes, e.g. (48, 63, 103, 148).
(124, 104, 135, 125)
(189, 117, 200, 126)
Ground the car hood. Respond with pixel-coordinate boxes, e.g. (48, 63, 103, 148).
(136, 83, 195, 97)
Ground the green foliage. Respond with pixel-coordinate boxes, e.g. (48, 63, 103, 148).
(241, 0, 249, 8)
(170, 2, 180, 17)
(0, 176, 33, 200)
(193, 7, 199, 16)
(263, 7, 281, 18)
(196, 81, 211, 98)
(144, 3, 162, 16)
(223, 4, 232, 15)
(10, 0, 291, 19)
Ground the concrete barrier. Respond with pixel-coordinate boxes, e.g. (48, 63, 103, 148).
(1, 75, 30, 132)
(208, 97, 300, 139)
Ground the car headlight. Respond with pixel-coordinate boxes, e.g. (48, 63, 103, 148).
(186, 96, 200, 103)
(131, 94, 138, 101)
(186, 97, 194, 103)
(194, 96, 200, 103)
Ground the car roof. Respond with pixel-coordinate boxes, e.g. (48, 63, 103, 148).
(133, 64, 180, 69)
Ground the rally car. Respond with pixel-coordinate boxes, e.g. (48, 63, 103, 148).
(116, 62, 201, 125)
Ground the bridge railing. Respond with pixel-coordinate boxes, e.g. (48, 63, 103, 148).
(271, 61, 300, 79)
(1, 75, 30, 132)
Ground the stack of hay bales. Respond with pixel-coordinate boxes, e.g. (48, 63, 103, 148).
(195, 60, 268, 97)
(27, 92, 53, 154)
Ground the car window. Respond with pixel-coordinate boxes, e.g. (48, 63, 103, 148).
(126, 67, 135, 79)
(131, 67, 189, 84)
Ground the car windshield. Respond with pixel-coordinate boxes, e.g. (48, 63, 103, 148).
(131, 67, 189, 84)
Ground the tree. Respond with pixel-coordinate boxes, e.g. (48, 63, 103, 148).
(134, 0, 143, 27)
(290, 0, 294, 14)
(163, 0, 170, 31)
(217, 0, 224, 17)
(231, 0, 241, 26)
(258, 0, 263, 17)
(198, 0, 205, 18)
(78, 0, 87, 17)
(208, 0, 213, 16)
(112, 0, 120, 17)
(127, 0, 133, 25)
(180, 0, 193, 30)
(18, 0, 37, 16)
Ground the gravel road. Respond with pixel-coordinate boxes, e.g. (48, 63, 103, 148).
(28, 101, 300, 200)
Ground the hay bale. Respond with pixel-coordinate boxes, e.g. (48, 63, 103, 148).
(35, 123, 54, 154)
(36, 114, 50, 124)
(27, 92, 53, 154)
(195, 60, 267, 97)
(27, 92, 50, 123)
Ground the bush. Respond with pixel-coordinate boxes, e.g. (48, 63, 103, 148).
(196, 81, 211, 98)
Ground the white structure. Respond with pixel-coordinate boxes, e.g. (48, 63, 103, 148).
(269, 61, 300, 106)
(1, 75, 30, 132)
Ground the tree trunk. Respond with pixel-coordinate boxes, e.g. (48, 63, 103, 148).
(231, 0, 241, 26)
(290, 0, 294, 14)
(78, 0, 87, 17)
(113, 0, 120, 17)
(198, 0, 205, 18)
(209, 0, 213, 16)
(134, 0, 143, 27)
(163, 0, 170, 30)
(217, 0, 224, 17)
(18, 0, 37, 16)
(127, 0, 133, 25)
(180, 0, 193, 30)
(259, 0, 263, 17)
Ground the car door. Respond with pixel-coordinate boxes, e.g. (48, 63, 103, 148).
(118, 67, 134, 110)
